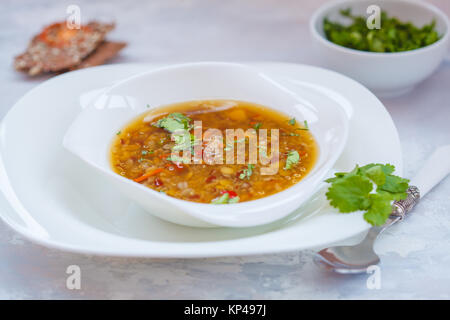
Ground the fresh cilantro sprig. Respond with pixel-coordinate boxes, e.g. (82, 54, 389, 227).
(211, 193, 240, 204)
(325, 163, 409, 226)
(284, 150, 300, 170)
(239, 164, 255, 180)
(153, 112, 192, 133)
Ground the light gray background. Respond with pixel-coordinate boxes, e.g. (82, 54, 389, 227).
(1, 0, 449, 299)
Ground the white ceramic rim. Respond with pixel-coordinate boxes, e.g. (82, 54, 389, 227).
(310, 0, 450, 58)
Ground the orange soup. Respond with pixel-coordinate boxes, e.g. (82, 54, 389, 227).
(110, 100, 318, 204)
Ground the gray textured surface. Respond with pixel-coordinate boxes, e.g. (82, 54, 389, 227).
(1, 0, 450, 299)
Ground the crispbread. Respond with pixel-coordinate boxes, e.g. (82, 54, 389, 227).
(14, 21, 117, 75)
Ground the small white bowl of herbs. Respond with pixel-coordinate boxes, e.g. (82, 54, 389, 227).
(310, 0, 449, 97)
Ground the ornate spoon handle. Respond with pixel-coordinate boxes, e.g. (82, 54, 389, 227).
(390, 185, 420, 220)
(390, 145, 450, 221)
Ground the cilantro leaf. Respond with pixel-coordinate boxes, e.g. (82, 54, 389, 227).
(172, 132, 192, 151)
(284, 150, 300, 170)
(253, 122, 262, 130)
(325, 174, 372, 212)
(153, 113, 192, 133)
(325, 163, 410, 226)
(211, 193, 240, 204)
(379, 175, 410, 193)
(155, 118, 185, 132)
(363, 165, 386, 186)
(239, 164, 255, 180)
(360, 163, 395, 176)
(303, 120, 309, 130)
(228, 196, 240, 204)
(363, 193, 394, 226)
(211, 193, 229, 204)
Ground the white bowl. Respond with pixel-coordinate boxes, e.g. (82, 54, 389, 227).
(310, 0, 450, 97)
(63, 62, 349, 228)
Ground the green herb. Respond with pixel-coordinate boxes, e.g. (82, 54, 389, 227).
(292, 120, 309, 131)
(325, 163, 409, 226)
(284, 150, 300, 170)
(172, 133, 199, 156)
(288, 118, 296, 126)
(323, 9, 440, 52)
(302, 120, 309, 130)
(228, 196, 240, 204)
(166, 155, 190, 164)
(172, 133, 191, 151)
(239, 164, 255, 180)
(116, 131, 121, 135)
(146, 104, 151, 108)
(289, 132, 300, 136)
(141, 150, 149, 155)
(153, 113, 192, 133)
(254, 122, 262, 130)
(211, 193, 240, 204)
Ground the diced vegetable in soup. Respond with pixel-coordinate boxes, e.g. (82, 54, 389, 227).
(110, 100, 318, 203)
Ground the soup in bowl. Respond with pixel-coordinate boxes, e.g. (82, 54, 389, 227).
(110, 99, 318, 204)
(63, 62, 348, 227)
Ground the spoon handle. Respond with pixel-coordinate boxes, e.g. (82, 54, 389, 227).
(390, 185, 420, 220)
(367, 215, 401, 241)
(361, 185, 422, 259)
(410, 145, 450, 197)
(388, 145, 450, 221)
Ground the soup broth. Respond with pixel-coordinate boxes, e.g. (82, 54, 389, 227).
(110, 100, 318, 204)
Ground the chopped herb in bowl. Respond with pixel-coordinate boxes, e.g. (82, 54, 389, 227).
(323, 9, 441, 52)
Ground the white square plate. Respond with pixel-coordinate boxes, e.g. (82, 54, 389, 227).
(0, 62, 402, 257)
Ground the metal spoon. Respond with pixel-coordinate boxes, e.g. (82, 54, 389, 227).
(314, 145, 450, 274)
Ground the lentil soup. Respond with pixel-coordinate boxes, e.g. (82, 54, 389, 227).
(110, 100, 318, 204)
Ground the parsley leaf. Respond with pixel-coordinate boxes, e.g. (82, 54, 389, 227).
(284, 150, 300, 170)
(239, 164, 255, 180)
(153, 113, 192, 133)
(302, 120, 309, 130)
(364, 193, 394, 226)
(325, 163, 410, 226)
(228, 196, 240, 204)
(253, 122, 262, 130)
(326, 174, 372, 212)
(211, 193, 240, 204)
(288, 118, 296, 126)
